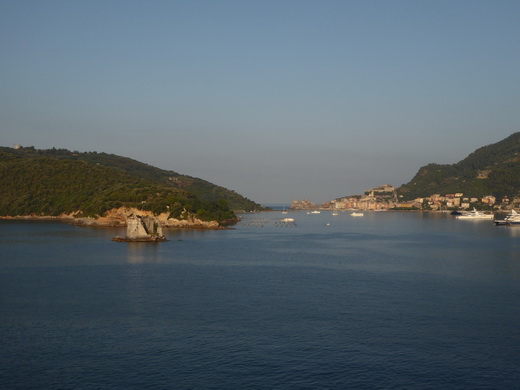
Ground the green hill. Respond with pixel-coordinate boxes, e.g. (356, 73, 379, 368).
(0, 146, 264, 221)
(397, 132, 520, 200)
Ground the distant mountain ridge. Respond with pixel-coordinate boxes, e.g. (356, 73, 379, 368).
(397, 132, 520, 200)
(0, 146, 263, 222)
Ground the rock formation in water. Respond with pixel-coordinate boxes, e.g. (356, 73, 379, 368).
(113, 214, 167, 242)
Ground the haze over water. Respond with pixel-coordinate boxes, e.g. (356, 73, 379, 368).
(2, 1, 520, 203)
(1, 212, 519, 389)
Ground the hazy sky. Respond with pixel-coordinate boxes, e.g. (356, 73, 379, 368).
(2, 1, 519, 204)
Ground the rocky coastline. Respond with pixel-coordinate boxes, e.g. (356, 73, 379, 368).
(0, 207, 236, 229)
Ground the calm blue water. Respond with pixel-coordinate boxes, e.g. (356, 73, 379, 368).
(1, 212, 520, 389)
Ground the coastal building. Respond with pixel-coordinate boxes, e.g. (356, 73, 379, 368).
(317, 186, 509, 213)
(446, 197, 461, 208)
(365, 184, 395, 197)
(395, 202, 421, 209)
(482, 195, 496, 205)
(429, 202, 441, 211)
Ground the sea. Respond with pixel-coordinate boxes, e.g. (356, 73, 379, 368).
(1, 210, 519, 389)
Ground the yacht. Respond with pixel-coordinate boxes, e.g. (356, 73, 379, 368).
(455, 208, 494, 220)
(495, 209, 520, 225)
(350, 212, 364, 217)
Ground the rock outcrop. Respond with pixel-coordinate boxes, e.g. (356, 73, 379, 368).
(290, 199, 319, 210)
(113, 214, 168, 242)
(1, 207, 223, 229)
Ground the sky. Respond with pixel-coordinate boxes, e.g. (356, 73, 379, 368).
(1, 0, 519, 204)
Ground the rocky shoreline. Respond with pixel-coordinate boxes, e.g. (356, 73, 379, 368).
(0, 207, 237, 230)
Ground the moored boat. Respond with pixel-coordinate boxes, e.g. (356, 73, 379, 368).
(494, 209, 520, 225)
(455, 208, 494, 220)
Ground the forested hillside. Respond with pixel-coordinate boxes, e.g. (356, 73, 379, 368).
(0, 146, 262, 221)
(397, 133, 520, 200)
(0, 146, 263, 213)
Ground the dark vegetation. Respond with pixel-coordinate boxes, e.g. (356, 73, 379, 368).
(0, 146, 264, 221)
(397, 132, 520, 200)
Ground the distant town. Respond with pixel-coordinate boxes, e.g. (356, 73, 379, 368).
(291, 185, 518, 212)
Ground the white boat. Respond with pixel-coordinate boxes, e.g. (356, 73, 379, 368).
(455, 208, 494, 220)
(310, 210, 321, 214)
(504, 209, 520, 225)
(350, 212, 364, 217)
(332, 211, 339, 216)
(495, 209, 520, 225)
(281, 217, 295, 223)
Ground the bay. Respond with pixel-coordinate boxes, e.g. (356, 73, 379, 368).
(1, 211, 519, 389)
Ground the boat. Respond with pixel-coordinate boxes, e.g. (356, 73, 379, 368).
(503, 209, 520, 225)
(281, 217, 295, 223)
(310, 210, 321, 214)
(494, 209, 520, 225)
(455, 208, 494, 220)
(350, 212, 364, 217)
(332, 211, 339, 216)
